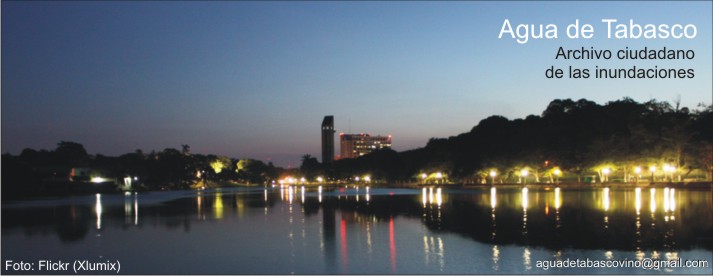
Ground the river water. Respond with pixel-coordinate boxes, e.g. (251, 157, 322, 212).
(2, 186, 711, 274)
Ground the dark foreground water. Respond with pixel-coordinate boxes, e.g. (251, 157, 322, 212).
(2, 186, 712, 274)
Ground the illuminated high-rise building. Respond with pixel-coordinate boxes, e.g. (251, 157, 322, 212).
(339, 133, 392, 159)
(321, 116, 335, 163)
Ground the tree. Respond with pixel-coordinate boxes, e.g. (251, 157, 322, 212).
(55, 141, 89, 167)
(300, 154, 321, 180)
(236, 159, 273, 184)
(210, 156, 232, 175)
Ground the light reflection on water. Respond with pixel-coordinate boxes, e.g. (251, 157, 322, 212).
(95, 193, 102, 230)
(123, 192, 139, 226)
(2, 186, 712, 274)
(603, 187, 610, 228)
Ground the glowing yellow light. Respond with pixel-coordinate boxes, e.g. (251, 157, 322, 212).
(422, 188, 428, 207)
(520, 169, 529, 177)
(210, 160, 225, 174)
(650, 188, 656, 213)
(355, 176, 360, 182)
(490, 187, 497, 209)
(635, 188, 642, 214)
(553, 168, 561, 176)
(603, 188, 610, 211)
(489, 170, 497, 177)
(602, 168, 610, 175)
(300, 177, 306, 183)
(421, 173, 427, 179)
(436, 188, 442, 207)
(554, 187, 561, 209)
(435, 172, 443, 179)
(522, 187, 528, 210)
(364, 175, 371, 182)
(213, 193, 224, 219)
(649, 166, 656, 173)
(634, 167, 642, 174)
(91, 177, 106, 183)
(429, 187, 434, 204)
(317, 177, 324, 183)
(288, 186, 294, 203)
(669, 188, 676, 212)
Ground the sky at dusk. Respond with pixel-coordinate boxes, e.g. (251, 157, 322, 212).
(2, 1, 711, 167)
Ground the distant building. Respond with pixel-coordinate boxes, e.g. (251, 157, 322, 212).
(321, 116, 335, 163)
(339, 133, 392, 159)
(69, 167, 91, 182)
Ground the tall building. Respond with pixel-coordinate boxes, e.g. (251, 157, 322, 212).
(321, 116, 335, 163)
(339, 133, 392, 159)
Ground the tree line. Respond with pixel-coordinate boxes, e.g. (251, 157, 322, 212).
(308, 97, 712, 183)
(3, 97, 711, 199)
(2, 143, 289, 199)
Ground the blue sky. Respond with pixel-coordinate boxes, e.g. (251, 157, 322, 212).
(2, 1, 711, 167)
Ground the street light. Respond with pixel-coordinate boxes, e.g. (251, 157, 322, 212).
(520, 169, 529, 184)
(663, 164, 675, 182)
(649, 166, 657, 183)
(634, 167, 642, 183)
(553, 168, 562, 183)
(421, 173, 427, 184)
(489, 170, 497, 184)
(602, 168, 610, 183)
(435, 172, 443, 184)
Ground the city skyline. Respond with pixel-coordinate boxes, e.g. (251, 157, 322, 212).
(2, 1, 711, 167)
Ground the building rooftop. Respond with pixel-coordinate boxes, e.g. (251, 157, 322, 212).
(321, 116, 334, 127)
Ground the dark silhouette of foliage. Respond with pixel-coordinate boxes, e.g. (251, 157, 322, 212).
(321, 98, 711, 183)
(3, 98, 711, 199)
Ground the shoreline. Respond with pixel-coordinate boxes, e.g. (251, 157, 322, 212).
(3, 180, 710, 202)
(369, 181, 713, 190)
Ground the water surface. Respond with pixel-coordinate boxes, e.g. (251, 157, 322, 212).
(2, 186, 711, 274)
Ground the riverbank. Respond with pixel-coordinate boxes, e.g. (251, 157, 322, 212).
(397, 181, 713, 190)
(5, 179, 710, 201)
